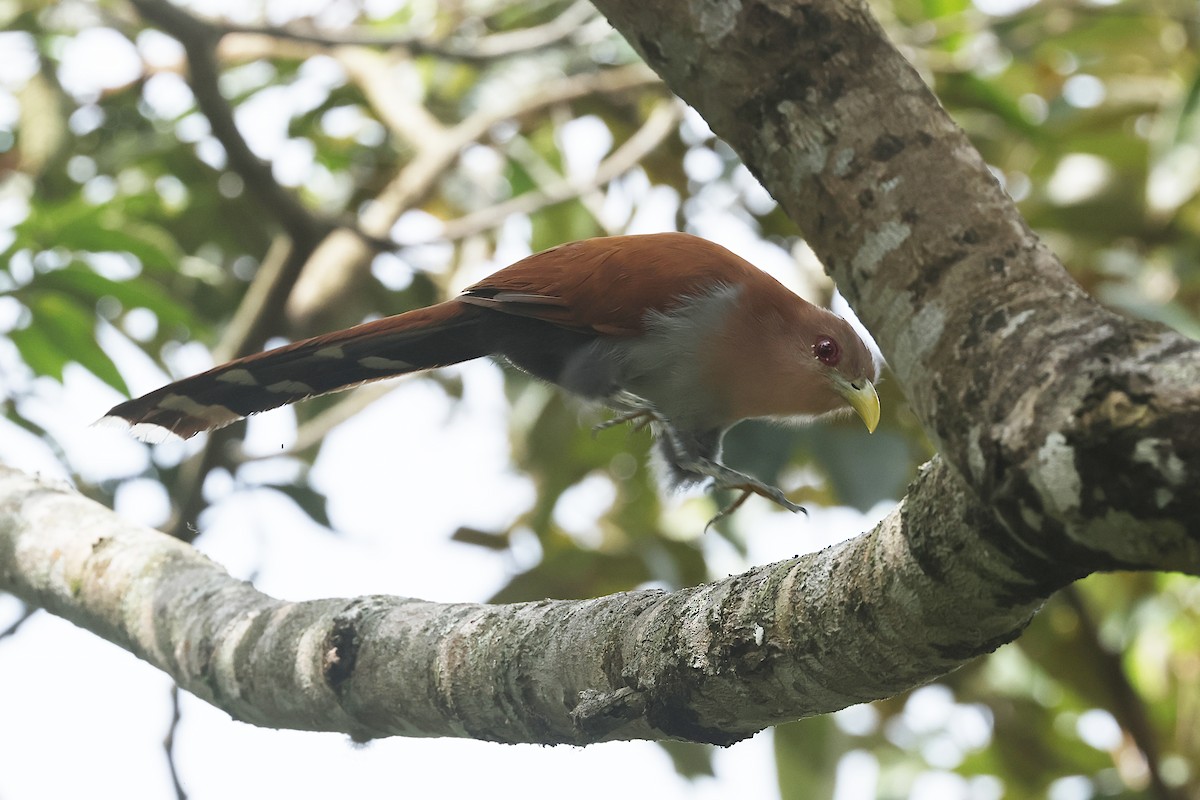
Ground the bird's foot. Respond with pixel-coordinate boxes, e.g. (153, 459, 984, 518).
(691, 459, 807, 531)
(592, 406, 662, 435)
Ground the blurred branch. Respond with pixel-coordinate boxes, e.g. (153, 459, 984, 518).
(163, 684, 187, 800)
(335, 47, 447, 150)
(286, 62, 663, 326)
(215, 1, 599, 62)
(0, 602, 34, 640)
(1063, 587, 1185, 800)
(436, 99, 682, 241)
(211, 236, 298, 365)
(129, 0, 331, 251)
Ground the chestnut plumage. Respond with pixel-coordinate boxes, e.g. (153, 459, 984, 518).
(103, 233, 880, 515)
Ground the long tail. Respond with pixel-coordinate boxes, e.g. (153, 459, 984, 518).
(102, 301, 488, 440)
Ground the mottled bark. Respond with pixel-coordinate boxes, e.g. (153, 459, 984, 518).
(591, 0, 1200, 574)
(1, 0, 1197, 747)
(0, 461, 1037, 744)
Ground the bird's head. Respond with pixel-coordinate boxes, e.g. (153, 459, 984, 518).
(711, 301, 880, 432)
(809, 319, 880, 433)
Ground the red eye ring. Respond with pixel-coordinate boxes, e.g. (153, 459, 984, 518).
(813, 336, 841, 366)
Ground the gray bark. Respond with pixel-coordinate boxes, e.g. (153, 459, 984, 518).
(0, 461, 1038, 744)
(1, 0, 1198, 746)
(589, 0, 1200, 572)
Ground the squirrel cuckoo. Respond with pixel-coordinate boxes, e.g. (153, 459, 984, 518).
(103, 233, 880, 517)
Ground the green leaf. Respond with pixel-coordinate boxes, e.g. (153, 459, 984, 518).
(13, 292, 128, 393)
(920, 0, 969, 19)
(658, 741, 714, 780)
(263, 482, 333, 530)
(32, 263, 194, 329)
(804, 427, 915, 511)
(937, 72, 1043, 139)
(9, 319, 70, 382)
(1148, 66, 1200, 215)
(722, 421, 914, 512)
(775, 717, 842, 800)
(20, 200, 182, 273)
(530, 198, 602, 254)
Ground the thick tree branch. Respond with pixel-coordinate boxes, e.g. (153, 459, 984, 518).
(0, 462, 1042, 744)
(12, 0, 1194, 751)
(590, 0, 1200, 571)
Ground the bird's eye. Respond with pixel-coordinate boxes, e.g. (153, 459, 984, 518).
(813, 336, 841, 366)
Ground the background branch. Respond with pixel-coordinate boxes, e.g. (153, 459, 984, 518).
(285, 62, 663, 327)
(1063, 587, 1183, 800)
(130, 0, 331, 250)
(214, 0, 598, 63)
(435, 100, 681, 242)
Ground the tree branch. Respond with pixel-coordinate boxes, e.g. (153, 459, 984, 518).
(433, 99, 681, 242)
(129, 0, 331, 250)
(163, 684, 187, 800)
(0, 603, 34, 640)
(285, 62, 663, 328)
(1062, 587, 1184, 800)
(214, 1, 600, 63)
(589, 0, 1200, 571)
(0, 461, 1051, 744)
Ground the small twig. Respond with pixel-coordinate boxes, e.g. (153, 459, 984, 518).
(451, 1, 601, 60)
(0, 603, 35, 640)
(434, 100, 682, 242)
(1063, 586, 1185, 800)
(287, 63, 662, 324)
(163, 684, 188, 800)
(214, 1, 598, 63)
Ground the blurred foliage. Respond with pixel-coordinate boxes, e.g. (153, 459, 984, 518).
(0, 0, 1197, 798)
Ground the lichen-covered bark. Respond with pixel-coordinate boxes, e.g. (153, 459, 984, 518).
(0, 463, 1040, 744)
(3, 0, 1199, 747)
(592, 0, 1200, 572)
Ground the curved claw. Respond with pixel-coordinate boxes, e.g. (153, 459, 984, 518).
(592, 407, 661, 436)
(704, 481, 808, 531)
(739, 482, 806, 515)
(705, 489, 754, 533)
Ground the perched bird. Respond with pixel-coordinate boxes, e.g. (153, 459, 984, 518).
(104, 233, 880, 518)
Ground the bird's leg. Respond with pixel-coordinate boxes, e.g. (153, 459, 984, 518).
(652, 423, 806, 525)
(691, 457, 807, 516)
(592, 392, 663, 434)
(592, 408, 659, 434)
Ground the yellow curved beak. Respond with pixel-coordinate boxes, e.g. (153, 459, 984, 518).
(833, 375, 880, 433)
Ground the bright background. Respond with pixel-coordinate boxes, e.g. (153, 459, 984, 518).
(1, 0, 1198, 798)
